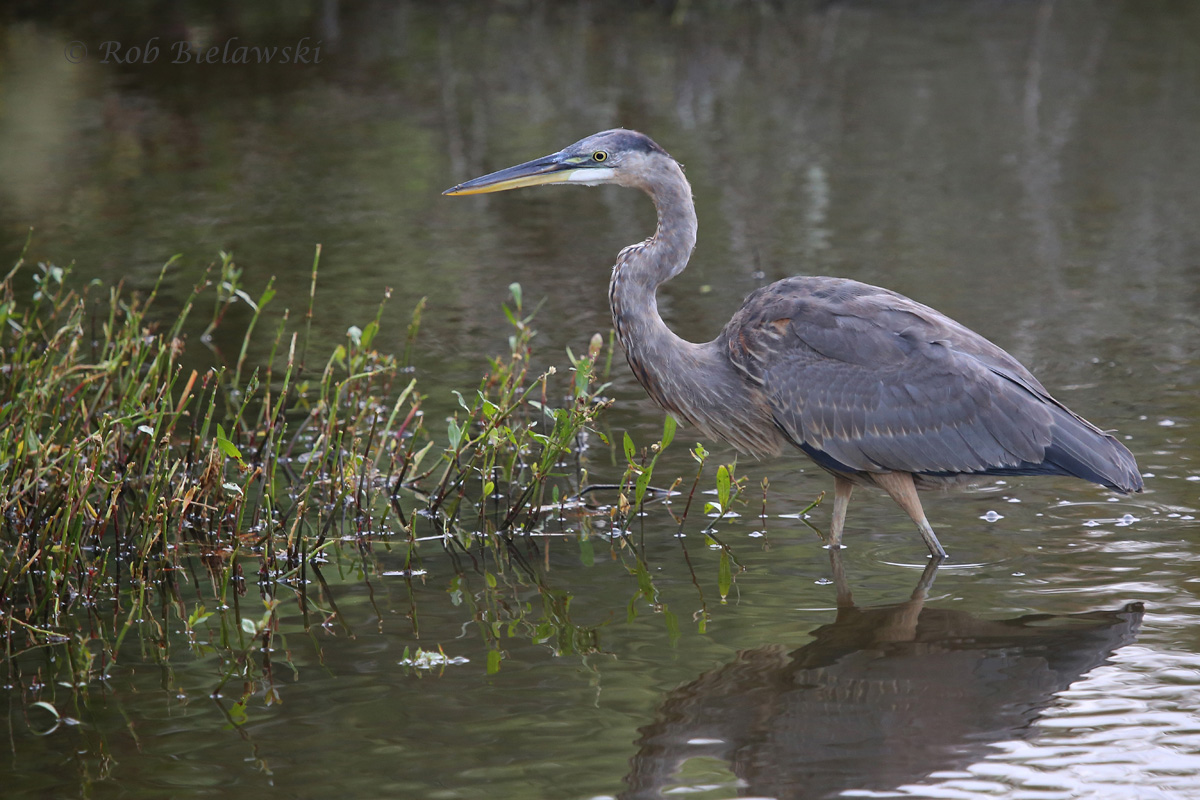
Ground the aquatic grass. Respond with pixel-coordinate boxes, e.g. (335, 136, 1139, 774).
(0, 249, 763, 714)
(0, 253, 619, 687)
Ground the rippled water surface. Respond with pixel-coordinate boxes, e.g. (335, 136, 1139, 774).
(3, 2, 1200, 798)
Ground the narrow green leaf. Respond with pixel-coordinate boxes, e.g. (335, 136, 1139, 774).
(187, 605, 207, 627)
(661, 415, 676, 450)
(215, 424, 243, 461)
(409, 440, 435, 473)
(636, 468, 653, 506)
(486, 648, 502, 674)
(717, 464, 732, 508)
(361, 320, 379, 349)
(623, 431, 636, 464)
(718, 550, 732, 600)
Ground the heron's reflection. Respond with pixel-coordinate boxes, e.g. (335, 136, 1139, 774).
(622, 551, 1143, 800)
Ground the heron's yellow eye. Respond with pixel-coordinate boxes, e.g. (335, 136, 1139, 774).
(593, 151, 608, 163)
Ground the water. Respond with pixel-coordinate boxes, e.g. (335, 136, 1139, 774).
(4, 1, 1200, 797)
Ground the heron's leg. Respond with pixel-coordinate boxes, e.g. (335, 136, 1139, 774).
(829, 475, 854, 550)
(828, 546, 853, 608)
(871, 471, 948, 559)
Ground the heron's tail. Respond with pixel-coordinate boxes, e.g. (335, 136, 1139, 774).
(1043, 405, 1143, 493)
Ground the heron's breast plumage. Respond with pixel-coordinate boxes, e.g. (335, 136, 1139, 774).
(609, 250, 786, 459)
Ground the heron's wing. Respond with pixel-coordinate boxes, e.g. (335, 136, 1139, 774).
(724, 277, 1066, 476)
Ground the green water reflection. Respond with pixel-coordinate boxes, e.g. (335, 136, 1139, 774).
(4, 1, 1200, 798)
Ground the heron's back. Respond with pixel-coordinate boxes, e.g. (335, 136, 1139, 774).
(721, 276, 1142, 493)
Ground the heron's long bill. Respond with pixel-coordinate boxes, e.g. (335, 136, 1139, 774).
(443, 153, 614, 195)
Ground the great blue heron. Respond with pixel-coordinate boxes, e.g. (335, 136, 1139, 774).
(445, 129, 1142, 558)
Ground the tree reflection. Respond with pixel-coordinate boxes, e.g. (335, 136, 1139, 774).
(622, 550, 1143, 799)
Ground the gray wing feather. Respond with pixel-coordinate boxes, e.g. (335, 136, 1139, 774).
(725, 277, 1058, 475)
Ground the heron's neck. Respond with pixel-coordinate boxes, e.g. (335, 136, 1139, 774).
(624, 162, 698, 288)
(609, 161, 697, 345)
(607, 161, 711, 416)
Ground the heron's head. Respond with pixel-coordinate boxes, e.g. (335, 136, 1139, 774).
(443, 129, 673, 196)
